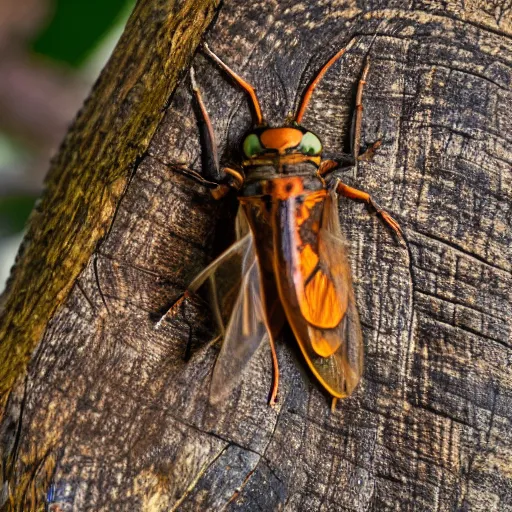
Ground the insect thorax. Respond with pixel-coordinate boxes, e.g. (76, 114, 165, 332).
(241, 163, 324, 197)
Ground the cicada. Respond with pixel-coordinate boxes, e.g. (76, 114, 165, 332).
(160, 39, 402, 410)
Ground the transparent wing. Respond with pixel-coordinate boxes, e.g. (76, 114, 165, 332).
(188, 208, 254, 336)
(209, 254, 269, 403)
(187, 209, 269, 403)
(188, 234, 251, 294)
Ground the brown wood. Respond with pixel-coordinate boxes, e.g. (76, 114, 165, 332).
(1, 1, 511, 510)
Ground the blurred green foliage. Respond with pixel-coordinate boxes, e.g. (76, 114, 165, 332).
(1, 0, 134, 289)
(32, 0, 130, 66)
(0, 197, 36, 237)
(2, 0, 132, 236)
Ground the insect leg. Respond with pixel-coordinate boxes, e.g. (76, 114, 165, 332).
(190, 68, 242, 198)
(336, 181, 402, 237)
(318, 154, 356, 177)
(154, 290, 203, 330)
(175, 167, 220, 189)
(350, 57, 381, 163)
(318, 159, 342, 176)
(351, 56, 369, 161)
(224, 167, 245, 189)
(268, 332, 280, 407)
(318, 54, 378, 180)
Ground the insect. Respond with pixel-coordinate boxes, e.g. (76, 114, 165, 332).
(159, 38, 402, 411)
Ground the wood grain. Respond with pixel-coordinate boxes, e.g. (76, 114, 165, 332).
(0, 0, 511, 510)
(0, 0, 220, 411)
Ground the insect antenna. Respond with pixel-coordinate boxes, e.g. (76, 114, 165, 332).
(294, 38, 357, 124)
(202, 43, 265, 126)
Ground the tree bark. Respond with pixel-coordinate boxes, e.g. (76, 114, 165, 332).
(1, 1, 511, 511)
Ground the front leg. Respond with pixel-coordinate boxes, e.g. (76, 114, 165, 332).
(317, 137, 382, 178)
(191, 67, 244, 199)
(318, 155, 355, 177)
(336, 180, 402, 237)
(211, 167, 245, 199)
(174, 165, 242, 199)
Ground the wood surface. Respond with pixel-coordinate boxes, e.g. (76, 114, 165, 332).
(0, 1, 511, 510)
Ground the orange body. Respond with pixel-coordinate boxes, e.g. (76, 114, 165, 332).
(179, 41, 402, 409)
(237, 173, 363, 399)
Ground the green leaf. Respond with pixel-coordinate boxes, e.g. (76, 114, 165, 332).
(31, 0, 133, 67)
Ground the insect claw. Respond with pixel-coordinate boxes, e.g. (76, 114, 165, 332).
(367, 197, 402, 238)
(380, 211, 403, 239)
(268, 379, 279, 407)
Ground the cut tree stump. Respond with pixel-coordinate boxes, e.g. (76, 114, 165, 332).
(1, 1, 511, 511)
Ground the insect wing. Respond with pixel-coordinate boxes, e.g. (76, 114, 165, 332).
(275, 189, 363, 398)
(186, 209, 269, 401)
(189, 224, 251, 335)
(209, 244, 269, 403)
(303, 226, 363, 397)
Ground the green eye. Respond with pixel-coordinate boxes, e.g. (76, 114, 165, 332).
(299, 132, 322, 155)
(243, 134, 264, 158)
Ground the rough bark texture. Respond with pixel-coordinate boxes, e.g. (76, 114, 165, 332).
(0, 0, 220, 410)
(1, 1, 511, 511)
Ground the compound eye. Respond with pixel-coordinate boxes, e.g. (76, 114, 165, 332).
(299, 132, 322, 155)
(243, 134, 264, 158)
